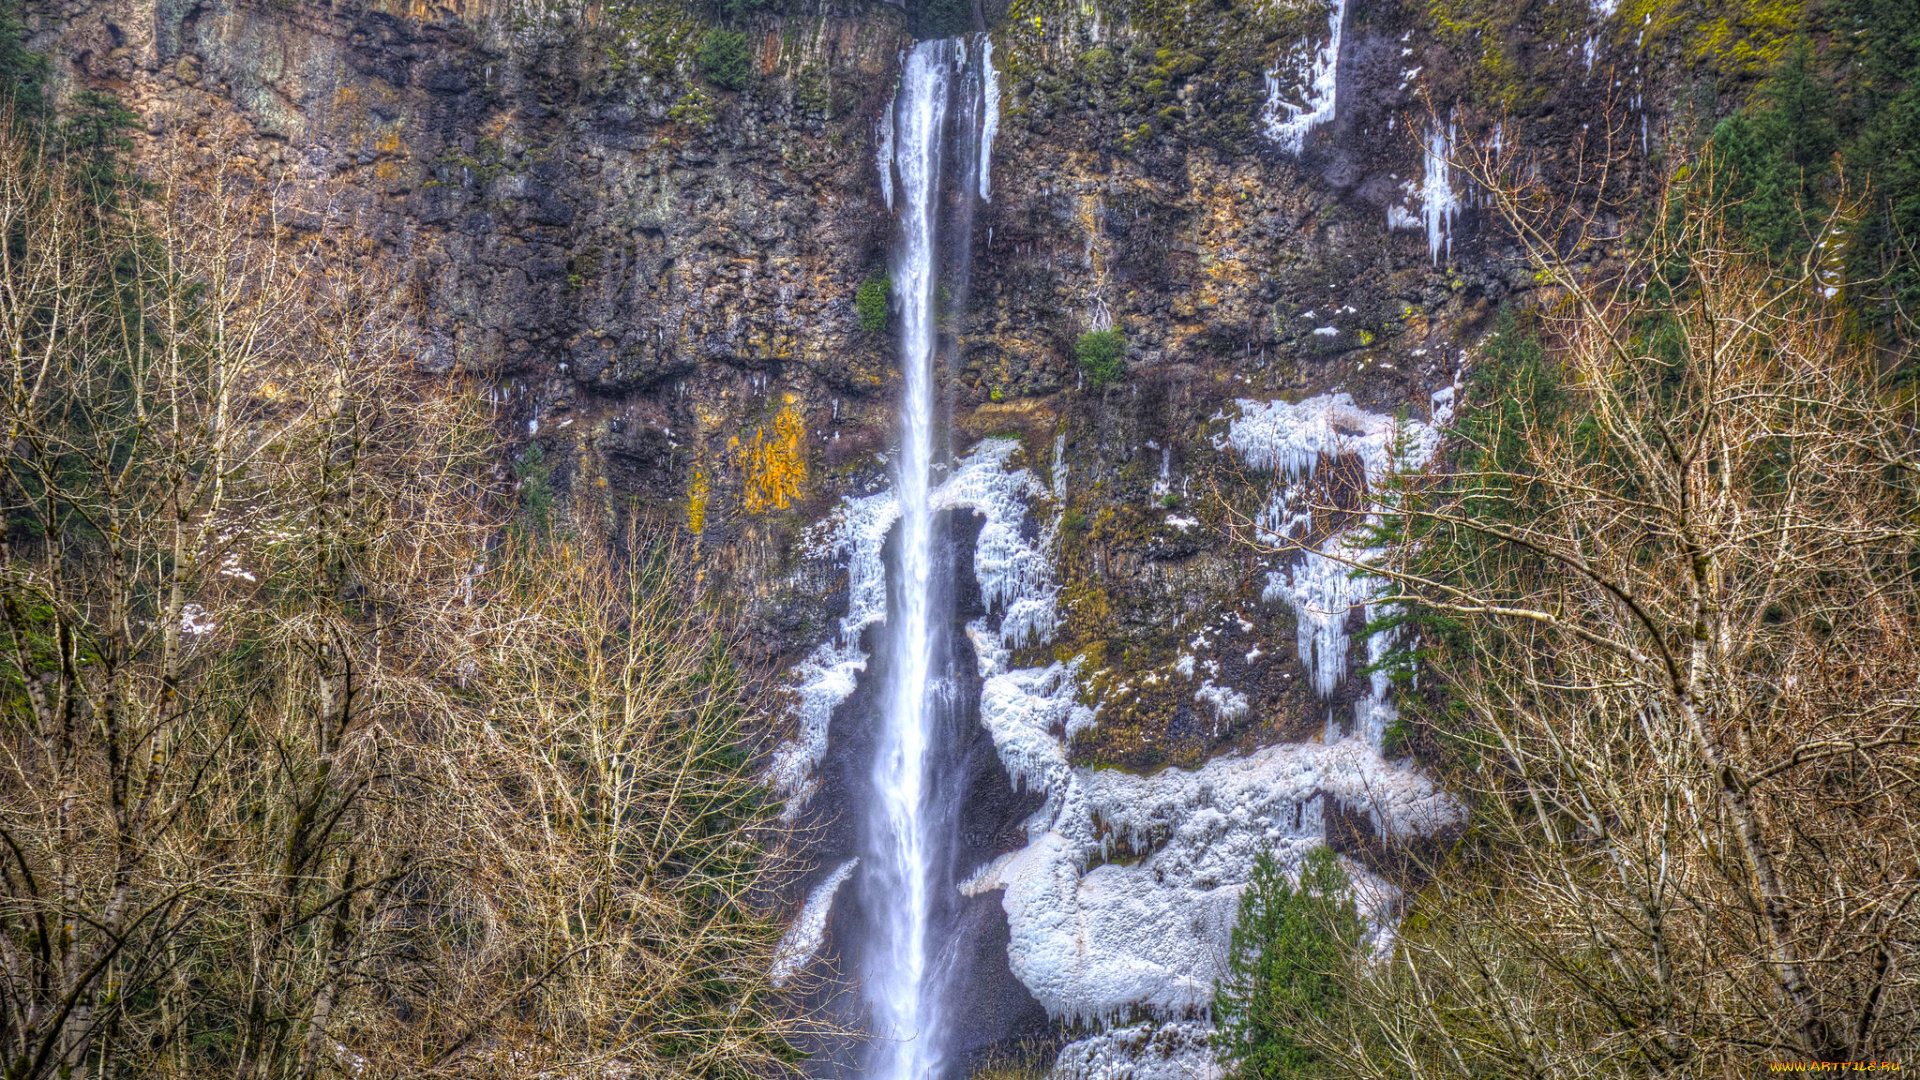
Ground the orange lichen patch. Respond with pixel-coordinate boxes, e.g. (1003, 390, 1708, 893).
(482, 110, 515, 142)
(687, 466, 711, 533)
(759, 30, 783, 75)
(732, 400, 808, 514)
(375, 128, 404, 154)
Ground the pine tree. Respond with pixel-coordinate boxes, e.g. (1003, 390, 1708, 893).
(1213, 848, 1366, 1080)
(1712, 40, 1837, 261)
(0, 0, 43, 122)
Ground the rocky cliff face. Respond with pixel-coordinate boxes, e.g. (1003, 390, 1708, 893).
(34, 0, 1668, 1066)
(40, 0, 1551, 669)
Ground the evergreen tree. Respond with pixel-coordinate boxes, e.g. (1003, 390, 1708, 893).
(698, 28, 752, 90)
(1213, 848, 1366, 1080)
(1074, 329, 1127, 387)
(0, 0, 43, 122)
(1711, 40, 1837, 261)
(1833, 0, 1920, 319)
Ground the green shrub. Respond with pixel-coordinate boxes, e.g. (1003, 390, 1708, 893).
(856, 273, 891, 331)
(516, 441, 555, 536)
(1214, 848, 1366, 1080)
(697, 28, 752, 91)
(1709, 42, 1835, 264)
(1075, 329, 1127, 388)
(0, 0, 45, 123)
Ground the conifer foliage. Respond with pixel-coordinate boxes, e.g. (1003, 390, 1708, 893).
(1213, 850, 1365, 1080)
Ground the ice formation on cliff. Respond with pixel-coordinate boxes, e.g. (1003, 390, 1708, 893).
(1421, 122, 1461, 264)
(965, 724, 1461, 1025)
(878, 100, 896, 212)
(770, 858, 860, 987)
(1219, 394, 1438, 746)
(1223, 393, 1439, 489)
(1263, 0, 1348, 154)
(1050, 1022, 1220, 1080)
(766, 439, 1057, 819)
(979, 38, 1001, 202)
(935, 407, 1461, 1054)
(763, 490, 899, 818)
(937, 439, 1059, 651)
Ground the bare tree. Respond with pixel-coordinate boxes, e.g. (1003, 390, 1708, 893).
(0, 118, 818, 1080)
(1242, 143, 1920, 1074)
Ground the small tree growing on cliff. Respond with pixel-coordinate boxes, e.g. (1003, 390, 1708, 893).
(1075, 328, 1127, 388)
(699, 28, 753, 91)
(857, 272, 891, 330)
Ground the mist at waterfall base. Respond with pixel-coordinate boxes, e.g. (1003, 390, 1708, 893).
(805, 37, 1047, 1080)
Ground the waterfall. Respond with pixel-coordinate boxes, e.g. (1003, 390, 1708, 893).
(858, 36, 995, 1080)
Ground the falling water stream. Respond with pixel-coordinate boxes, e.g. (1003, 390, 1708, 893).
(859, 36, 995, 1080)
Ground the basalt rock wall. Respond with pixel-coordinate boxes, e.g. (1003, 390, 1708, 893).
(33, 0, 1578, 681)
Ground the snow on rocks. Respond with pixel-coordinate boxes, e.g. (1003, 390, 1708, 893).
(965, 726, 1461, 1026)
(1193, 680, 1250, 731)
(180, 603, 216, 637)
(1050, 1022, 1220, 1080)
(770, 857, 860, 987)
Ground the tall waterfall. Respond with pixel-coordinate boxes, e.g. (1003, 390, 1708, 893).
(860, 36, 996, 1080)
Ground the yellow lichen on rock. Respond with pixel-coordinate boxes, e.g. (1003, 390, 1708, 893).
(688, 466, 711, 533)
(733, 399, 808, 514)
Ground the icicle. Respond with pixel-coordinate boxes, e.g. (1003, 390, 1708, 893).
(979, 37, 1001, 202)
(1421, 121, 1461, 264)
(1263, 0, 1348, 153)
